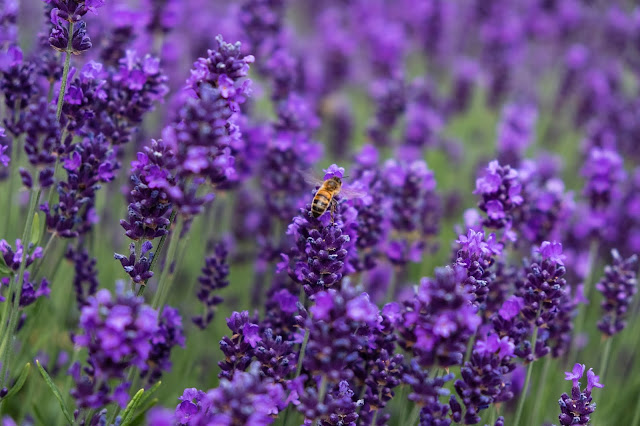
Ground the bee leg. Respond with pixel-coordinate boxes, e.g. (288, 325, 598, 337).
(330, 199, 337, 224)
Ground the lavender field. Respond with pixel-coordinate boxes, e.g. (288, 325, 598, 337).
(1, 0, 639, 425)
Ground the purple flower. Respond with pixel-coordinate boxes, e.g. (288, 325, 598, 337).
(0, 239, 43, 272)
(454, 333, 516, 423)
(302, 286, 379, 382)
(0, 144, 8, 167)
(323, 164, 345, 180)
(403, 358, 454, 425)
(537, 241, 566, 266)
(174, 362, 285, 425)
(283, 190, 358, 296)
(581, 146, 625, 210)
(346, 292, 379, 327)
(71, 285, 159, 409)
(1, 271, 50, 308)
(454, 228, 503, 308)
(193, 241, 230, 329)
(498, 295, 524, 321)
(474, 160, 523, 230)
(120, 139, 175, 241)
(366, 77, 407, 147)
(498, 241, 570, 362)
(114, 242, 154, 284)
(558, 364, 603, 425)
(295, 378, 363, 425)
(41, 134, 118, 238)
(218, 311, 257, 380)
(88, 51, 168, 146)
(186, 35, 253, 105)
(382, 158, 440, 265)
(64, 244, 98, 307)
(596, 249, 638, 336)
(564, 363, 585, 387)
(398, 266, 480, 367)
(496, 101, 538, 166)
(144, 306, 185, 384)
(49, 20, 92, 54)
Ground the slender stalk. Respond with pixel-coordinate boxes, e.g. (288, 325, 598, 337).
(530, 356, 552, 426)
(138, 210, 176, 297)
(131, 239, 143, 290)
(0, 188, 42, 389)
(407, 404, 420, 425)
(294, 290, 310, 379)
(598, 337, 613, 383)
(3, 106, 22, 236)
(295, 328, 310, 378)
(569, 240, 599, 363)
(56, 21, 75, 121)
(513, 327, 539, 426)
(318, 375, 328, 403)
(151, 217, 184, 313)
(386, 265, 406, 303)
(61, 347, 82, 423)
(489, 404, 497, 425)
(632, 387, 640, 426)
(30, 234, 58, 279)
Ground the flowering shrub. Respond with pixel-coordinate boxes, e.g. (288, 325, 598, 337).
(0, 0, 637, 425)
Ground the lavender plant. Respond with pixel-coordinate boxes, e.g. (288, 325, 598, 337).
(0, 1, 639, 425)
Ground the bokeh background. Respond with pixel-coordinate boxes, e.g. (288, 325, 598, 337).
(3, 0, 640, 425)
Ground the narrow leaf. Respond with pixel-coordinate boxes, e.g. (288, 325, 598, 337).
(0, 255, 11, 275)
(120, 381, 161, 426)
(1, 362, 31, 401)
(128, 398, 159, 426)
(30, 212, 42, 246)
(133, 380, 161, 412)
(36, 360, 73, 425)
(32, 403, 48, 425)
(119, 388, 145, 426)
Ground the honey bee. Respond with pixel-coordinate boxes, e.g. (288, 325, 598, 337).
(311, 176, 342, 219)
(305, 173, 365, 222)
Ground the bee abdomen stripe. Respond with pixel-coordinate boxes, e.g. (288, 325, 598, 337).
(315, 193, 330, 202)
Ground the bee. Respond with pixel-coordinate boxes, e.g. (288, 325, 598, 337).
(311, 176, 343, 219)
(305, 173, 365, 222)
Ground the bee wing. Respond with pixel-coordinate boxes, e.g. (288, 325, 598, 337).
(300, 170, 324, 187)
(340, 184, 368, 199)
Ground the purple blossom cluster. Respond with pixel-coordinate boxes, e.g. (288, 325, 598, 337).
(70, 285, 183, 409)
(559, 364, 604, 425)
(3, 0, 640, 425)
(596, 250, 639, 337)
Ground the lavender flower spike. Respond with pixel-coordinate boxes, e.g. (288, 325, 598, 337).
(596, 250, 638, 336)
(558, 364, 603, 425)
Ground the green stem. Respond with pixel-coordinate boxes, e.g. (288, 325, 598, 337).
(295, 328, 310, 378)
(0, 188, 42, 389)
(569, 240, 599, 364)
(31, 234, 57, 279)
(632, 387, 640, 426)
(138, 210, 176, 297)
(131, 239, 143, 290)
(386, 266, 405, 303)
(598, 337, 613, 384)
(530, 356, 552, 426)
(56, 21, 75, 121)
(294, 290, 309, 379)
(513, 326, 538, 426)
(318, 375, 328, 403)
(62, 347, 82, 423)
(489, 404, 497, 426)
(3, 106, 22, 236)
(151, 217, 184, 313)
(407, 404, 420, 425)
